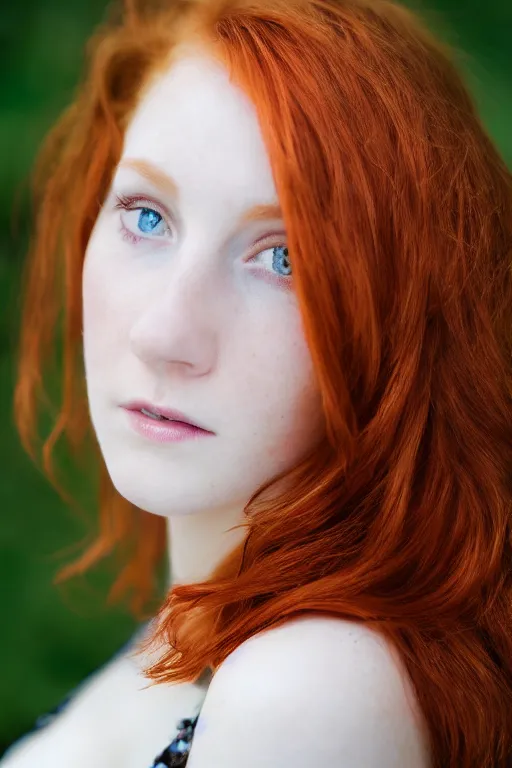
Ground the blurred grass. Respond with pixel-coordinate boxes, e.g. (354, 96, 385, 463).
(0, 0, 511, 756)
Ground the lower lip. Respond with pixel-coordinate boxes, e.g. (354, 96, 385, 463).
(123, 409, 213, 443)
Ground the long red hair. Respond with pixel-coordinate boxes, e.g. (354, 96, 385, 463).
(14, 0, 512, 765)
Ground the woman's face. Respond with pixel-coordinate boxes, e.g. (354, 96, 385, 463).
(82, 49, 324, 517)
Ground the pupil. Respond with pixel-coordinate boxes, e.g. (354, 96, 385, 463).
(139, 208, 161, 233)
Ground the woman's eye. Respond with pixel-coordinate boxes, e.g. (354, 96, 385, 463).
(114, 195, 171, 243)
(257, 244, 292, 277)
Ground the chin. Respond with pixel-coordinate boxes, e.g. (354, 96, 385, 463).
(102, 459, 236, 517)
(107, 472, 203, 516)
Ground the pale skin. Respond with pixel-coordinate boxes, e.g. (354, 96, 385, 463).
(2, 47, 432, 767)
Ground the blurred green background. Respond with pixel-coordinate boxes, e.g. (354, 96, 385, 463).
(0, 0, 511, 757)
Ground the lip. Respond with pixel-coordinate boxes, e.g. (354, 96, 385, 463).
(123, 409, 213, 443)
(121, 400, 214, 433)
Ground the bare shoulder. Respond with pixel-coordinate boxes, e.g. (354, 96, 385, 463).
(188, 615, 432, 768)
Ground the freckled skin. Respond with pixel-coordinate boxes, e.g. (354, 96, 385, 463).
(82, 49, 324, 538)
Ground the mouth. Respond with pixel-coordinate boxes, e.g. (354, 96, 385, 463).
(121, 400, 213, 433)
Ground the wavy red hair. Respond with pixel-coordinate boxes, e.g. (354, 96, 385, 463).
(14, 0, 512, 765)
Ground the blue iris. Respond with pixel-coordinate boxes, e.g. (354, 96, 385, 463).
(138, 208, 162, 233)
(272, 245, 291, 276)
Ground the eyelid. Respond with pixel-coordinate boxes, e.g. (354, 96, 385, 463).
(246, 231, 287, 258)
(114, 193, 170, 219)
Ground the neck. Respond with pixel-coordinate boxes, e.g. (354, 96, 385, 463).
(133, 510, 247, 692)
(166, 505, 249, 586)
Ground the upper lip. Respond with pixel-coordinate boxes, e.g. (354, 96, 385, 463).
(121, 400, 213, 432)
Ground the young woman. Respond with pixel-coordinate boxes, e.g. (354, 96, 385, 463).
(4, 0, 512, 766)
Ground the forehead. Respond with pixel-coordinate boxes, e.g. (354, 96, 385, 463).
(121, 49, 278, 208)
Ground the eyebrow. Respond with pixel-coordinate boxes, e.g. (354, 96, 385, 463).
(120, 158, 179, 198)
(119, 158, 283, 223)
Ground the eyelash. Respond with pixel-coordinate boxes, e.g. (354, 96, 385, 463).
(113, 194, 292, 285)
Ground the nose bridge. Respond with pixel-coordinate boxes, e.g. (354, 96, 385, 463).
(129, 256, 221, 371)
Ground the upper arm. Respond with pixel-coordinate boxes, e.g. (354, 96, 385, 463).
(187, 616, 432, 768)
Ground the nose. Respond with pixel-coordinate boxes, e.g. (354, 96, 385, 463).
(129, 262, 219, 377)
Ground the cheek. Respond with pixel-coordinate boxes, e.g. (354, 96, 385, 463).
(268, 364, 323, 461)
(82, 242, 125, 369)
(82, 224, 136, 360)
(239, 309, 324, 461)
(83, 257, 109, 362)
(82, 261, 102, 334)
